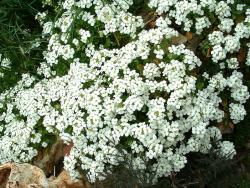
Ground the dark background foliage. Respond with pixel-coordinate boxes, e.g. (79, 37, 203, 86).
(0, 0, 45, 92)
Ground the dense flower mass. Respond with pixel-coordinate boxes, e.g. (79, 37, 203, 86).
(0, 0, 250, 185)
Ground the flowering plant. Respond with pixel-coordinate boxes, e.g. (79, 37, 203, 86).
(0, 0, 250, 185)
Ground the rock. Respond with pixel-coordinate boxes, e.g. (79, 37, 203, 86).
(185, 32, 193, 40)
(0, 163, 91, 188)
(48, 170, 91, 188)
(0, 163, 48, 188)
(171, 34, 188, 45)
(33, 139, 64, 176)
(186, 33, 204, 52)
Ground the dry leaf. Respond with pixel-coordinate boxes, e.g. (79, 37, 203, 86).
(185, 32, 193, 40)
(206, 48, 212, 57)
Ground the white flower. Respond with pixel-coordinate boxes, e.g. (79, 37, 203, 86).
(208, 31, 224, 45)
(59, 45, 75, 60)
(224, 35, 240, 53)
(226, 58, 239, 69)
(42, 22, 53, 35)
(72, 38, 79, 46)
(229, 103, 246, 123)
(215, 1, 231, 18)
(211, 45, 226, 62)
(218, 18, 234, 32)
(236, 4, 245, 11)
(62, 0, 75, 10)
(154, 48, 164, 59)
(195, 17, 211, 34)
(124, 95, 145, 114)
(235, 23, 250, 39)
(246, 45, 250, 66)
(216, 141, 236, 159)
(79, 29, 91, 43)
(42, 142, 48, 148)
(1, 58, 11, 68)
(143, 63, 161, 79)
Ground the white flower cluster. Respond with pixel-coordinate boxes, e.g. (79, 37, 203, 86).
(0, 0, 249, 185)
(206, 71, 249, 123)
(0, 55, 12, 78)
(208, 11, 250, 63)
(79, 29, 91, 43)
(226, 58, 239, 69)
(148, 0, 250, 64)
(148, 0, 235, 34)
(0, 74, 38, 163)
(216, 141, 236, 159)
(0, 57, 11, 69)
(229, 103, 246, 124)
(209, 22, 250, 62)
(37, 0, 145, 76)
(96, 3, 144, 36)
